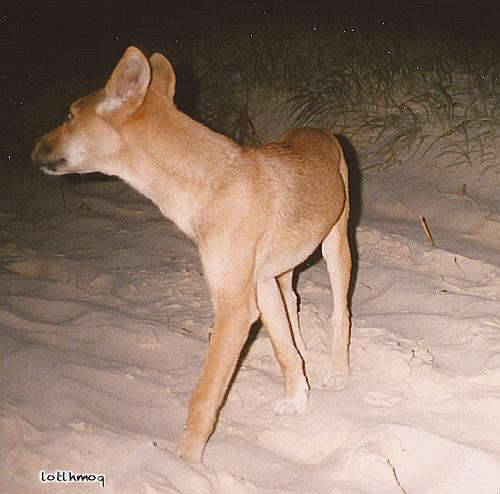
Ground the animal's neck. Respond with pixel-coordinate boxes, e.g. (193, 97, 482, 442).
(159, 108, 240, 183)
(114, 103, 241, 239)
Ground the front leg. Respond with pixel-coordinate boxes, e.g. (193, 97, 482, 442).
(176, 247, 259, 462)
(257, 277, 309, 415)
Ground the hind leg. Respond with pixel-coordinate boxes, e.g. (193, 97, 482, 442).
(321, 210, 351, 389)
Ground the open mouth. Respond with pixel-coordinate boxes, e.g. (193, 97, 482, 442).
(39, 159, 69, 175)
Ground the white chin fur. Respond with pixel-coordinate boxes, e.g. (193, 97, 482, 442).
(41, 167, 69, 176)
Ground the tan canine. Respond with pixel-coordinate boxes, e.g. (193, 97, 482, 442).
(32, 47, 352, 462)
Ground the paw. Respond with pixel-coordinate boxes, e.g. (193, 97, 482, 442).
(272, 389, 309, 415)
(323, 365, 350, 390)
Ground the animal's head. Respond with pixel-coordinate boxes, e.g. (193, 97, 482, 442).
(32, 46, 176, 176)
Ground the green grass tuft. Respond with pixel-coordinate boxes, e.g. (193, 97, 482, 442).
(169, 11, 498, 172)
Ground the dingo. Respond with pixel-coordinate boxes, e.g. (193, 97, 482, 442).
(32, 47, 352, 462)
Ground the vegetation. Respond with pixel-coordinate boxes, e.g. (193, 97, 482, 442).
(170, 10, 498, 173)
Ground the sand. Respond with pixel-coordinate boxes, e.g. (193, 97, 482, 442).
(0, 152, 498, 493)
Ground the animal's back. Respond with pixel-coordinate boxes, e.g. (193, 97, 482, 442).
(247, 128, 348, 279)
(255, 127, 346, 225)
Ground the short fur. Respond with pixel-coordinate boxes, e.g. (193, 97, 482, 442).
(32, 47, 352, 462)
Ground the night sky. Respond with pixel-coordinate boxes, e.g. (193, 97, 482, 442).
(1, 0, 497, 167)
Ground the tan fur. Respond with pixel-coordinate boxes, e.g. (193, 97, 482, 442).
(32, 47, 352, 462)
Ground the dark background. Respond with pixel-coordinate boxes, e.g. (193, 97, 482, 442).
(1, 0, 498, 167)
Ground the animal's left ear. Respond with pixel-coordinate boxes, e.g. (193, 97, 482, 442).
(150, 52, 176, 101)
(99, 46, 151, 116)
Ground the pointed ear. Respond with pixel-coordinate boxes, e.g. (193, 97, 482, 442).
(99, 47, 151, 116)
(150, 52, 176, 101)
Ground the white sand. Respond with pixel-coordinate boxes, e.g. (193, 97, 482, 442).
(0, 157, 498, 493)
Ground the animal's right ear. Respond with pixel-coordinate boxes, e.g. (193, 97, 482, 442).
(150, 52, 176, 101)
(99, 47, 151, 116)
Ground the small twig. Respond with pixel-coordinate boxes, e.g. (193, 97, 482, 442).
(453, 256, 467, 275)
(387, 457, 408, 494)
(419, 216, 434, 246)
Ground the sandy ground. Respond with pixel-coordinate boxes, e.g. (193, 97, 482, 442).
(0, 147, 498, 493)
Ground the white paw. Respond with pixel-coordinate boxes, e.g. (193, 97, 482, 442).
(272, 389, 309, 415)
(323, 368, 350, 390)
